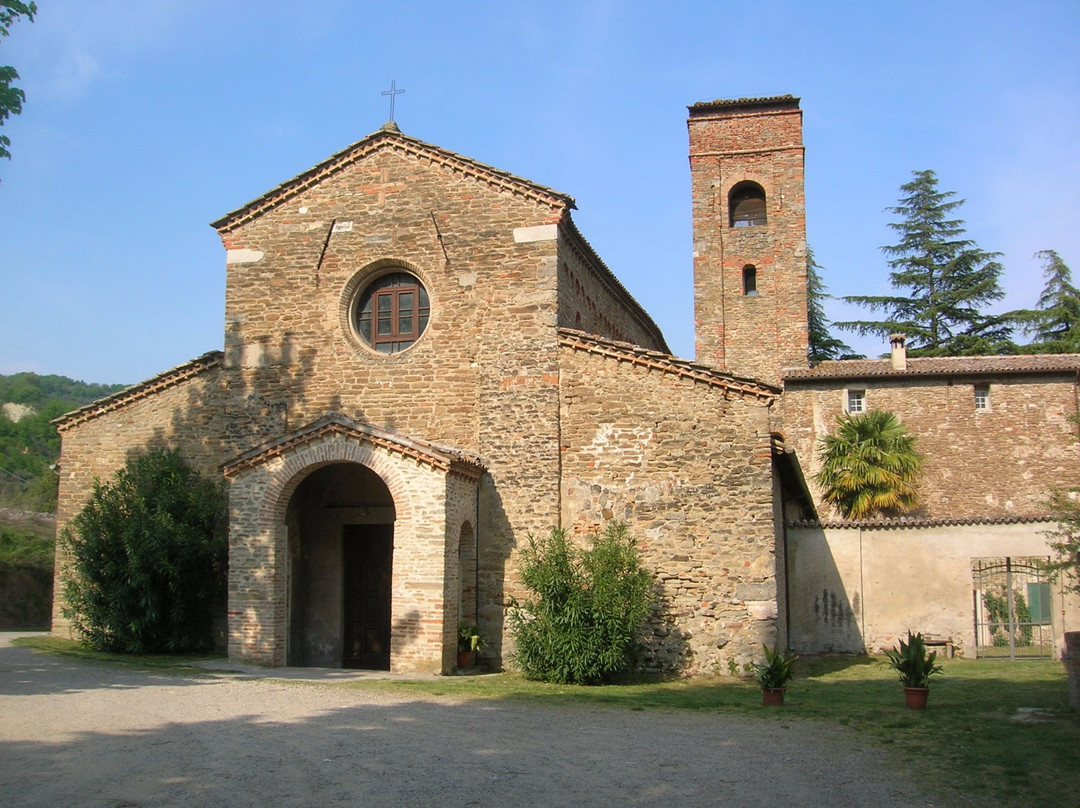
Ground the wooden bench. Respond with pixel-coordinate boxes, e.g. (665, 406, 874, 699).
(922, 635, 955, 658)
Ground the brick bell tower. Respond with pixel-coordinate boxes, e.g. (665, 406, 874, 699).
(688, 95, 808, 386)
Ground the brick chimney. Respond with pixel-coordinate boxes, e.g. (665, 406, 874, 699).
(889, 334, 907, 371)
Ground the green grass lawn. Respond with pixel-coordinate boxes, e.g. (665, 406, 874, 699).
(14, 638, 1079, 808)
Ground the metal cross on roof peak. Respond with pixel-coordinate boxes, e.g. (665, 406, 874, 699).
(381, 80, 405, 123)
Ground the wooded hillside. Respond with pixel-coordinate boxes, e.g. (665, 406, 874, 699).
(0, 373, 126, 512)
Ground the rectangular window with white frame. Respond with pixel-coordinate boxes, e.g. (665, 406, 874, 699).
(974, 384, 989, 411)
(846, 389, 866, 413)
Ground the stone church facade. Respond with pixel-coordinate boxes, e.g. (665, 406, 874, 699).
(52, 95, 1080, 672)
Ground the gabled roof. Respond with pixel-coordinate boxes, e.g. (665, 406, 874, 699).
(53, 351, 223, 432)
(784, 353, 1080, 382)
(212, 123, 576, 233)
(222, 411, 485, 480)
(558, 329, 779, 403)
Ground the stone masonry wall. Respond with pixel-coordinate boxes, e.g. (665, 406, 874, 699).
(51, 360, 227, 633)
(558, 340, 779, 674)
(689, 98, 809, 385)
(782, 372, 1080, 517)
(216, 137, 568, 664)
(557, 228, 667, 352)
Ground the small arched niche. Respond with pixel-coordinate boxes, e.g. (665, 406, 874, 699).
(729, 181, 767, 227)
(743, 265, 758, 296)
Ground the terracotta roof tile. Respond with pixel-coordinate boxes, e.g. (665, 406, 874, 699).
(558, 329, 779, 402)
(212, 127, 575, 232)
(222, 412, 484, 480)
(788, 514, 1056, 529)
(688, 95, 799, 113)
(784, 353, 1080, 381)
(53, 352, 223, 431)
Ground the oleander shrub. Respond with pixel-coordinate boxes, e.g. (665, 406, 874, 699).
(61, 448, 228, 653)
(508, 521, 653, 684)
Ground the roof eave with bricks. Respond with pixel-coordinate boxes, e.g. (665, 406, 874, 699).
(52, 351, 223, 432)
(558, 328, 779, 403)
(221, 411, 486, 481)
(559, 216, 670, 354)
(211, 125, 577, 234)
(783, 353, 1080, 383)
(789, 513, 1057, 530)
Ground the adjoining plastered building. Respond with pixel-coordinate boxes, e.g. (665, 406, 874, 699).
(781, 347, 1080, 657)
(51, 96, 1080, 672)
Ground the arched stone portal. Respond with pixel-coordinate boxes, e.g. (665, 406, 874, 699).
(223, 413, 485, 673)
(286, 463, 396, 668)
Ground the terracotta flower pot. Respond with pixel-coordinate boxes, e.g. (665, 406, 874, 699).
(457, 650, 473, 669)
(761, 687, 785, 706)
(903, 686, 930, 710)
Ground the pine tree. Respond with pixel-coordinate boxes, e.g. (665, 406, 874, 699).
(838, 170, 1011, 356)
(1014, 250, 1080, 354)
(806, 249, 855, 364)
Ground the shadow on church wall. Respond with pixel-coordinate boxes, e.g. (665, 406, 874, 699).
(786, 524, 865, 654)
(637, 578, 691, 675)
(475, 476, 513, 670)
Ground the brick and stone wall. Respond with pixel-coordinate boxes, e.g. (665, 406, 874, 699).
(558, 332, 780, 673)
(782, 371, 1080, 518)
(688, 96, 809, 386)
(214, 134, 579, 661)
(557, 224, 667, 352)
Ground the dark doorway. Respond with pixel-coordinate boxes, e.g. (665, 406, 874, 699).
(343, 524, 393, 670)
(286, 462, 395, 668)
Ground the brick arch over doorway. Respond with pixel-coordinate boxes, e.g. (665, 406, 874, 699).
(223, 416, 484, 672)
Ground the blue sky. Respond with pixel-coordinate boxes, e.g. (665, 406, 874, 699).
(1, 1, 1078, 384)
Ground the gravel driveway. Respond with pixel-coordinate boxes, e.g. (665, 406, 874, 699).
(0, 633, 943, 807)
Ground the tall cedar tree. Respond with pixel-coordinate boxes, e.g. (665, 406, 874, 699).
(0, 2, 36, 163)
(838, 170, 1012, 356)
(806, 249, 855, 364)
(1013, 250, 1080, 354)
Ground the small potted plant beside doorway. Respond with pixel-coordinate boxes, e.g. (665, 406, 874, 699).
(457, 621, 486, 670)
(752, 644, 798, 706)
(884, 631, 943, 710)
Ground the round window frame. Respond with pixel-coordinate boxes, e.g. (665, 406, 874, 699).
(341, 261, 433, 357)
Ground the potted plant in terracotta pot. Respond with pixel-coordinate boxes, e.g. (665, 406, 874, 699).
(752, 643, 798, 706)
(884, 631, 943, 709)
(457, 621, 486, 669)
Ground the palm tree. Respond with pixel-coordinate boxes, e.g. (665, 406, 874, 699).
(815, 410, 923, 519)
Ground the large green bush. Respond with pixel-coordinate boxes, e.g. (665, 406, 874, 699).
(507, 522, 653, 684)
(61, 448, 228, 653)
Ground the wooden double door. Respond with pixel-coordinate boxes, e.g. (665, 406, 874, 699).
(342, 524, 393, 670)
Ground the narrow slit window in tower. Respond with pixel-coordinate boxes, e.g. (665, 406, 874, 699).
(743, 265, 758, 296)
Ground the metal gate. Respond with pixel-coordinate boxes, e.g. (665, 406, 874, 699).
(972, 557, 1054, 659)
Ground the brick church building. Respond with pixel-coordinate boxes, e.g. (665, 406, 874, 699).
(52, 96, 1080, 672)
